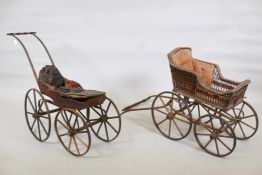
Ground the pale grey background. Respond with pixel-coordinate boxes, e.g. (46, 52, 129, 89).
(0, 0, 262, 175)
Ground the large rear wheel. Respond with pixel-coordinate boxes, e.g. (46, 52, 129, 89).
(25, 88, 51, 142)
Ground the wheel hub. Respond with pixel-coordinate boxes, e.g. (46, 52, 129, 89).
(68, 129, 77, 137)
(211, 131, 219, 139)
(101, 115, 108, 121)
(32, 113, 41, 119)
(167, 111, 177, 119)
(167, 113, 174, 119)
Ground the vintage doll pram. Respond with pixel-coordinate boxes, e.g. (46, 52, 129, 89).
(122, 47, 258, 157)
(7, 32, 121, 157)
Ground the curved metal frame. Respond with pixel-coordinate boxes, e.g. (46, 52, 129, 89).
(7, 32, 55, 82)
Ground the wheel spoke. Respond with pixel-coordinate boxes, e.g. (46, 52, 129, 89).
(204, 138, 213, 148)
(238, 103, 245, 117)
(27, 96, 36, 112)
(91, 107, 103, 117)
(37, 119, 41, 140)
(214, 138, 220, 155)
(96, 122, 103, 135)
(233, 123, 237, 131)
(177, 112, 191, 121)
(209, 117, 215, 132)
(104, 122, 109, 141)
(61, 111, 71, 129)
(218, 135, 233, 138)
(171, 118, 183, 137)
(217, 137, 232, 151)
(106, 120, 118, 133)
(76, 118, 80, 129)
(242, 114, 255, 119)
(197, 105, 201, 118)
(190, 104, 196, 113)
(33, 90, 37, 112)
(239, 120, 256, 130)
(75, 134, 89, 147)
(99, 105, 104, 116)
(38, 119, 48, 135)
(238, 122, 246, 138)
(40, 115, 49, 119)
(107, 116, 120, 120)
(78, 110, 86, 120)
(72, 116, 78, 129)
(157, 118, 168, 126)
(69, 113, 73, 123)
(72, 136, 80, 155)
(30, 118, 37, 130)
(173, 116, 190, 124)
(199, 123, 213, 134)
(159, 97, 170, 113)
(64, 111, 70, 123)
(38, 100, 44, 111)
(168, 119, 171, 136)
(57, 119, 70, 130)
(105, 102, 112, 114)
(89, 118, 100, 122)
(59, 133, 68, 137)
(233, 108, 238, 117)
(68, 136, 72, 151)
(155, 109, 168, 115)
(197, 133, 211, 136)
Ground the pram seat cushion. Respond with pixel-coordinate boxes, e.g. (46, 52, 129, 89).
(169, 47, 215, 87)
(39, 65, 105, 100)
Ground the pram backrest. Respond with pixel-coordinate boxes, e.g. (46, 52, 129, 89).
(168, 47, 215, 87)
(39, 65, 65, 87)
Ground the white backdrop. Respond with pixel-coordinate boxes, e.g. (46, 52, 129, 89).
(0, 0, 262, 175)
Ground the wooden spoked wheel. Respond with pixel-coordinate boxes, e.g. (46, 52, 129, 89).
(223, 101, 258, 140)
(151, 91, 192, 140)
(87, 97, 121, 142)
(194, 114, 236, 157)
(55, 109, 91, 156)
(25, 88, 51, 142)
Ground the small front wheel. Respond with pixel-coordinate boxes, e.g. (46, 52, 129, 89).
(24, 88, 51, 142)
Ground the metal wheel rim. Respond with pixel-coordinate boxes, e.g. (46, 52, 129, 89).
(151, 91, 192, 140)
(223, 101, 258, 140)
(194, 114, 236, 157)
(55, 109, 91, 156)
(87, 97, 121, 142)
(25, 88, 51, 142)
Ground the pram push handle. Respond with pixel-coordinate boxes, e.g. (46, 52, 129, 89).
(7, 31, 55, 82)
(7, 32, 37, 36)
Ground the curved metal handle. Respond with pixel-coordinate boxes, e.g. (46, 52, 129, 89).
(6, 31, 55, 83)
(6, 32, 36, 36)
